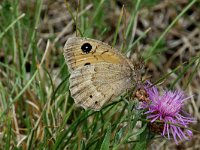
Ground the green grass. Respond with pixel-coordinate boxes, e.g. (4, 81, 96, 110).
(0, 0, 199, 149)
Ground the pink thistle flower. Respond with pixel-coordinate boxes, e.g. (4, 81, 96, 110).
(140, 81, 195, 144)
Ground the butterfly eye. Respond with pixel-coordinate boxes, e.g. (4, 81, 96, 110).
(81, 43, 92, 54)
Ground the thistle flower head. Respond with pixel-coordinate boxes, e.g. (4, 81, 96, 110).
(140, 81, 195, 144)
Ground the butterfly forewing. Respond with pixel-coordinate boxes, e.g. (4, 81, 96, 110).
(63, 37, 131, 72)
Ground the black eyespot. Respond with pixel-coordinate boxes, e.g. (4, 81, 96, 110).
(89, 95, 93, 98)
(95, 101, 98, 104)
(81, 43, 92, 54)
(84, 62, 91, 66)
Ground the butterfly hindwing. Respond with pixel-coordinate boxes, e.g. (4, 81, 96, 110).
(69, 63, 133, 110)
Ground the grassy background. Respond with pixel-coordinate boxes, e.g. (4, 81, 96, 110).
(0, 0, 200, 149)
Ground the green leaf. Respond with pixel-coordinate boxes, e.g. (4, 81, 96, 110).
(134, 140, 147, 150)
(134, 124, 148, 150)
(100, 123, 112, 150)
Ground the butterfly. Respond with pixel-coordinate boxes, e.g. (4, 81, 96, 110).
(63, 37, 139, 111)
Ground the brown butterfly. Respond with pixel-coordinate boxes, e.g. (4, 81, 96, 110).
(63, 37, 138, 111)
